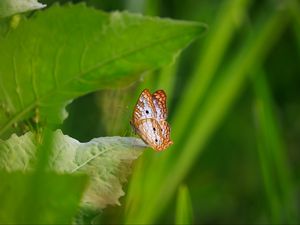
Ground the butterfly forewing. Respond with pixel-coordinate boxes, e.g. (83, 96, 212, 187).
(132, 89, 156, 123)
(152, 90, 167, 120)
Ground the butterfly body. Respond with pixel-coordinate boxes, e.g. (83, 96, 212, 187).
(131, 89, 173, 151)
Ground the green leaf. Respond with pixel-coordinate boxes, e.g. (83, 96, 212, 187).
(0, 171, 87, 224)
(0, 130, 147, 210)
(0, 0, 46, 18)
(175, 185, 194, 225)
(0, 4, 207, 138)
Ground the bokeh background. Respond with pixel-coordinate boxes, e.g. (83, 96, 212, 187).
(40, 0, 300, 224)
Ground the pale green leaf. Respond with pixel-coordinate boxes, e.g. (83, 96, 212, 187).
(0, 0, 46, 18)
(0, 4, 206, 138)
(0, 130, 147, 209)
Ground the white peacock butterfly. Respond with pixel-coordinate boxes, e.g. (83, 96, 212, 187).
(130, 89, 173, 151)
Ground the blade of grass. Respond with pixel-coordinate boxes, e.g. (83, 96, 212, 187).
(156, 60, 178, 98)
(256, 134, 281, 224)
(171, 0, 252, 143)
(175, 185, 194, 225)
(130, 7, 290, 224)
(124, 150, 154, 218)
(253, 69, 297, 223)
(22, 129, 54, 222)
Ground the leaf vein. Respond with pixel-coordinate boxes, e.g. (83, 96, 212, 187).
(53, 42, 66, 89)
(13, 50, 24, 108)
(71, 148, 110, 173)
(31, 38, 39, 101)
(0, 105, 35, 134)
(0, 75, 14, 115)
(80, 38, 89, 73)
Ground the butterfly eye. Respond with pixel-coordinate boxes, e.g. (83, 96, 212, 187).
(153, 127, 156, 131)
(146, 110, 149, 114)
(155, 139, 158, 142)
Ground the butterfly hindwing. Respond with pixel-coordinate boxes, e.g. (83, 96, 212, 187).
(159, 120, 173, 149)
(136, 119, 164, 149)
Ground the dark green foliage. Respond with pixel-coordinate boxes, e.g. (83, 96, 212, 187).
(1, 0, 299, 224)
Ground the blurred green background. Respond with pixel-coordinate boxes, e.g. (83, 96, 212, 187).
(38, 0, 300, 224)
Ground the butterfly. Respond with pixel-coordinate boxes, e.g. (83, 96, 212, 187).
(130, 89, 173, 151)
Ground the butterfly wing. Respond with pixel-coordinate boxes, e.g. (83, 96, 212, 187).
(132, 89, 156, 124)
(152, 90, 167, 120)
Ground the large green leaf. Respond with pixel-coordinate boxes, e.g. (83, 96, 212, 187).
(0, 130, 146, 210)
(0, 4, 206, 138)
